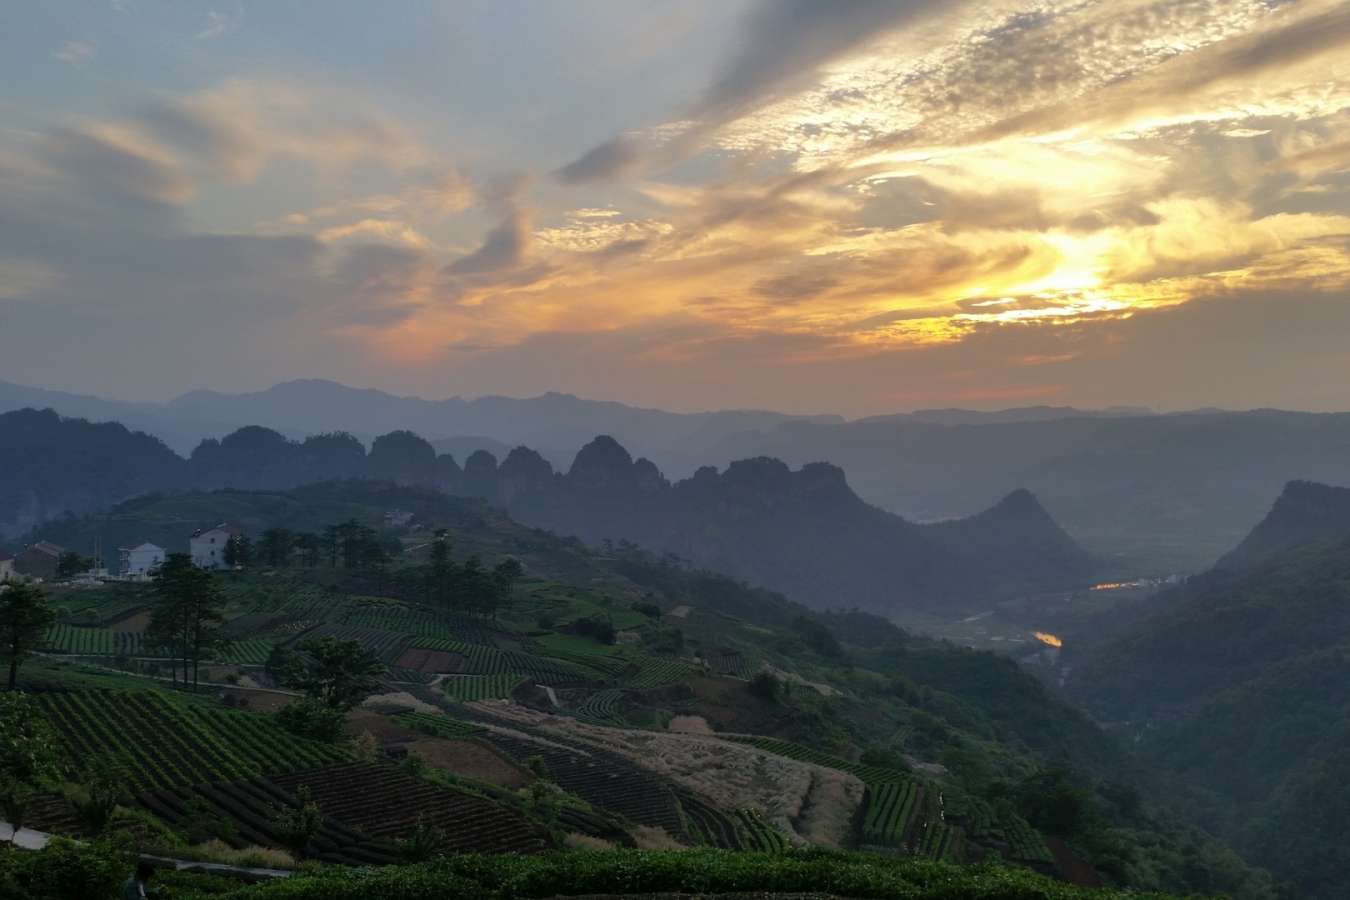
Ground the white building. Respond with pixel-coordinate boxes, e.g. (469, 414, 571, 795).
(119, 542, 166, 578)
(189, 524, 239, 570)
(0, 553, 14, 582)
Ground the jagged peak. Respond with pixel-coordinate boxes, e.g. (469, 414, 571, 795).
(568, 435, 635, 478)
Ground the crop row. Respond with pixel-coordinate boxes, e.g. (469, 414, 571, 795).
(440, 673, 525, 701)
(139, 777, 397, 866)
(44, 625, 158, 657)
(414, 638, 592, 684)
(678, 792, 742, 850)
(396, 711, 485, 738)
(998, 811, 1054, 864)
(862, 781, 923, 846)
(33, 689, 346, 792)
(383, 666, 439, 685)
(486, 734, 685, 836)
(289, 623, 411, 664)
(729, 737, 908, 784)
(707, 651, 753, 679)
(212, 639, 274, 665)
(270, 762, 547, 854)
(572, 689, 625, 726)
(917, 821, 962, 861)
(736, 809, 790, 852)
(624, 656, 693, 688)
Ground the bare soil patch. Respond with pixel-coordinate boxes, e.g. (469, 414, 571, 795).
(470, 703, 862, 846)
(668, 715, 713, 735)
(406, 738, 533, 788)
(362, 690, 440, 713)
(396, 648, 457, 672)
(219, 688, 291, 713)
(109, 609, 151, 632)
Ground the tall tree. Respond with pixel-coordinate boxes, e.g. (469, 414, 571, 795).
(259, 528, 295, 568)
(294, 532, 322, 568)
(0, 582, 56, 690)
(223, 533, 253, 568)
(426, 529, 454, 608)
(148, 554, 224, 691)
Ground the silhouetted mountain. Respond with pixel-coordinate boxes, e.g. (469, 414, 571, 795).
(503, 437, 1098, 615)
(0, 411, 1096, 616)
(708, 409, 1350, 571)
(0, 408, 189, 538)
(1065, 534, 1350, 899)
(1215, 480, 1350, 570)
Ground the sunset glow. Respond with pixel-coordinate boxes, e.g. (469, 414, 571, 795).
(2, 1, 1349, 412)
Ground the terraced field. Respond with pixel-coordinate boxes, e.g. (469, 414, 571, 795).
(271, 762, 548, 853)
(139, 776, 398, 866)
(735, 809, 790, 852)
(396, 710, 486, 738)
(626, 656, 693, 688)
(728, 737, 910, 784)
(861, 781, 923, 846)
(413, 637, 593, 683)
(44, 624, 156, 657)
(441, 673, 525, 701)
(213, 638, 274, 665)
(486, 733, 686, 837)
(573, 688, 625, 726)
(287, 622, 413, 663)
(33, 689, 346, 791)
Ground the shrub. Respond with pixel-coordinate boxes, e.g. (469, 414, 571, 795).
(748, 671, 781, 702)
(276, 699, 346, 742)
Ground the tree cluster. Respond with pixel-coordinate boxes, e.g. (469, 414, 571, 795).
(146, 553, 225, 691)
(421, 530, 522, 618)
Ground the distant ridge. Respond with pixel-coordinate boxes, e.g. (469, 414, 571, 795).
(0, 409, 1098, 616)
(1216, 480, 1350, 570)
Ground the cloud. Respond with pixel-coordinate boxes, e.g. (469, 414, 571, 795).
(555, 136, 641, 184)
(52, 41, 95, 67)
(447, 209, 532, 274)
(557, 0, 956, 182)
(196, 9, 238, 41)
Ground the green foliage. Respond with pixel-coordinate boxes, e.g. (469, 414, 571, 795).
(0, 837, 131, 899)
(276, 698, 349, 742)
(276, 636, 386, 712)
(748, 670, 781, 702)
(271, 785, 325, 860)
(0, 692, 64, 838)
(165, 848, 1188, 899)
(68, 753, 132, 835)
(395, 814, 449, 862)
(0, 581, 56, 689)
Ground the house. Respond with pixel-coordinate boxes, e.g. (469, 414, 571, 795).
(14, 541, 64, 580)
(119, 542, 166, 578)
(0, 552, 14, 582)
(190, 524, 240, 570)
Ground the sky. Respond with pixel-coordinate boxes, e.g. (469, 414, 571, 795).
(1, 0, 1349, 416)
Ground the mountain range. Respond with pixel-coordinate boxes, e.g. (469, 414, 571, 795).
(0, 408, 1098, 617)
(7, 377, 1350, 572)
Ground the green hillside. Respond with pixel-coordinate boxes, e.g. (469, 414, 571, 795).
(1067, 533, 1350, 898)
(9, 482, 1275, 897)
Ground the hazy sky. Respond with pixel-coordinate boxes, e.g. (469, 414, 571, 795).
(2, 1, 1349, 415)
